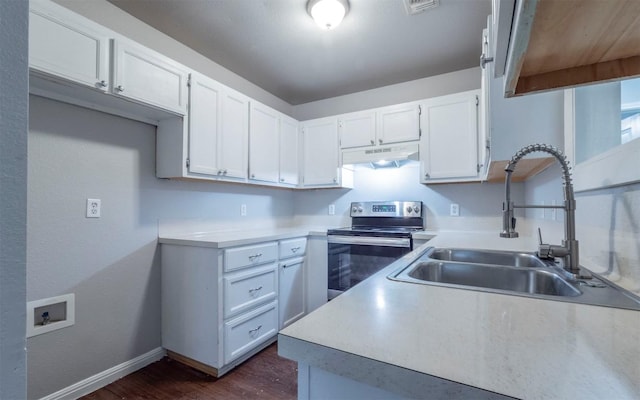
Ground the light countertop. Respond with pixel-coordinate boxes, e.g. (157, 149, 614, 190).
(279, 231, 640, 399)
(158, 226, 327, 248)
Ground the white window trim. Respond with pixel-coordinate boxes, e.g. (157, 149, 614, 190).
(564, 89, 640, 192)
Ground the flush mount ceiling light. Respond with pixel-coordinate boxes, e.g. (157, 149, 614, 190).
(307, 0, 349, 30)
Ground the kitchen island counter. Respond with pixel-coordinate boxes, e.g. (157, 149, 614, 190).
(278, 231, 640, 399)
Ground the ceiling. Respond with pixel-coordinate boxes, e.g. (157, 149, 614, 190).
(107, 0, 492, 105)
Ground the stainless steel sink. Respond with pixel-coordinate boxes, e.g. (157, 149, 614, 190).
(406, 261, 580, 297)
(427, 248, 547, 268)
(388, 247, 640, 310)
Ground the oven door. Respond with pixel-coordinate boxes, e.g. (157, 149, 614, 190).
(327, 235, 411, 299)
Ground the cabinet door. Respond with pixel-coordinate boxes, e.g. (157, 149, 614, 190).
(377, 103, 420, 145)
(279, 116, 300, 185)
(249, 102, 280, 183)
(338, 111, 376, 149)
(420, 91, 479, 182)
(188, 73, 222, 176)
(112, 39, 189, 115)
(301, 117, 339, 186)
(279, 258, 305, 329)
(29, 1, 109, 91)
(219, 88, 249, 179)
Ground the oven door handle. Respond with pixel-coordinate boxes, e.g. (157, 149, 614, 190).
(327, 235, 411, 248)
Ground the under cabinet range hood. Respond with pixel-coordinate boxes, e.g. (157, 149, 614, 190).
(342, 142, 419, 168)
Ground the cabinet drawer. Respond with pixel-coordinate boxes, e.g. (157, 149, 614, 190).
(223, 264, 277, 318)
(224, 242, 277, 272)
(224, 301, 278, 363)
(279, 237, 307, 259)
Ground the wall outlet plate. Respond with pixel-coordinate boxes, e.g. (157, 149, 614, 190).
(241, 204, 247, 216)
(86, 198, 101, 218)
(450, 203, 460, 217)
(328, 204, 335, 215)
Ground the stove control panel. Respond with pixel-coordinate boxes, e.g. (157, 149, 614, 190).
(350, 201, 422, 217)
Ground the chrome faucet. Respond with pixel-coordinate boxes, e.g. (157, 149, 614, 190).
(500, 144, 589, 279)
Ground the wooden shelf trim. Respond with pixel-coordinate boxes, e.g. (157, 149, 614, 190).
(486, 157, 555, 183)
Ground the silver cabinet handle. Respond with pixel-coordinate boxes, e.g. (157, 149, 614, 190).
(217, 170, 222, 175)
(223, 170, 227, 175)
(115, 85, 124, 92)
(98, 80, 107, 88)
(248, 253, 262, 261)
(248, 325, 262, 335)
(425, 172, 430, 179)
(378, 139, 383, 144)
(251, 173, 255, 178)
(333, 177, 337, 183)
(370, 139, 374, 145)
(280, 178, 284, 182)
(248, 285, 263, 294)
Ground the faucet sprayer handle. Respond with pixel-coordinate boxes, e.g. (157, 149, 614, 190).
(537, 227, 543, 245)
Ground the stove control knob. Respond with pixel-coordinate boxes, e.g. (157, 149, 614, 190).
(406, 206, 413, 213)
(352, 206, 358, 213)
(357, 207, 364, 212)
(413, 206, 420, 213)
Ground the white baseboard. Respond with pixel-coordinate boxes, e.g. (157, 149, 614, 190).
(40, 347, 166, 400)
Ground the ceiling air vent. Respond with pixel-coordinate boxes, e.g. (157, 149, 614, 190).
(404, 0, 439, 15)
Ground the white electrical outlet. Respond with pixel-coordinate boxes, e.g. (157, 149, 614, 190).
(241, 204, 247, 216)
(450, 203, 460, 217)
(328, 204, 335, 215)
(86, 198, 101, 218)
(551, 200, 557, 220)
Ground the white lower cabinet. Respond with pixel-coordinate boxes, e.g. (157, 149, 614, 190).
(279, 257, 305, 329)
(224, 301, 278, 363)
(161, 236, 310, 377)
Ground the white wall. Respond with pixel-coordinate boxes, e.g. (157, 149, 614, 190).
(294, 164, 525, 232)
(293, 67, 481, 120)
(0, 0, 28, 398)
(53, 0, 293, 117)
(525, 167, 640, 295)
(27, 96, 295, 398)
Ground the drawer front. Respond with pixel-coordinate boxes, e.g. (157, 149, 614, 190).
(279, 237, 307, 259)
(225, 242, 278, 272)
(224, 264, 277, 318)
(224, 301, 278, 363)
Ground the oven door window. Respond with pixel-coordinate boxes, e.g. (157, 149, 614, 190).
(328, 242, 410, 295)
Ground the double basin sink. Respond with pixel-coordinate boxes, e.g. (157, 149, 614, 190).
(389, 247, 640, 310)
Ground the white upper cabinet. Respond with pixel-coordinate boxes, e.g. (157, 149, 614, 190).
(377, 103, 421, 145)
(420, 90, 481, 183)
(219, 88, 250, 180)
(188, 74, 223, 176)
(279, 116, 300, 186)
(185, 72, 248, 180)
(249, 102, 280, 183)
(29, 0, 109, 91)
(338, 111, 377, 149)
(112, 39, 189, 115)
(338, 104, 420, 150)
(301, 117, 341, 187)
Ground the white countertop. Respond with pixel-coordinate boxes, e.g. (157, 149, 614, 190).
(158, 226, 327, 248)
(279, 231, 640, 399)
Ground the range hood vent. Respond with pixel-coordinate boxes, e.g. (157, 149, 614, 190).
(404, 0, 439, 15)
(342, 142, 419, 167)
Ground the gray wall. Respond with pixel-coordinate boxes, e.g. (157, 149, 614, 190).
(292, 67, 481, 120)
(27, 96, 295, 399)
(0, 0, 28, 398)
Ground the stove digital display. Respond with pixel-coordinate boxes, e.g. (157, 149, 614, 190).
(372, 204, 396, 213)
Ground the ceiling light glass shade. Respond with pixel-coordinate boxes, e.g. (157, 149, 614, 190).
(308, 0, 349, 30)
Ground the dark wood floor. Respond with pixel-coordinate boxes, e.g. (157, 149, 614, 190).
(82, 343, 297, 399)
